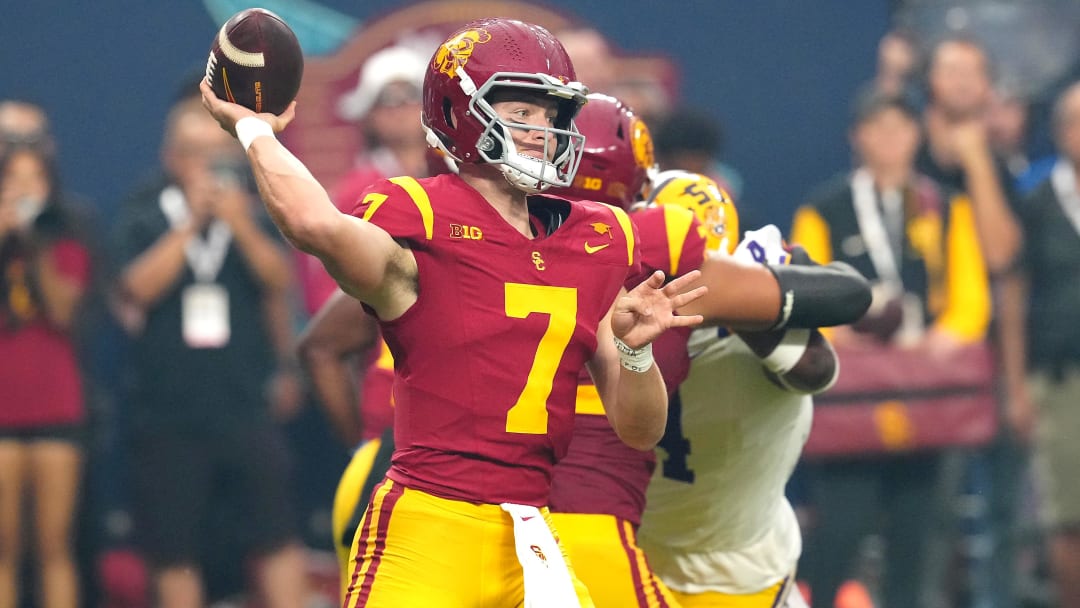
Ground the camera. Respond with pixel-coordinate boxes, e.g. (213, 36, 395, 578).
(210, 155, 255, 193)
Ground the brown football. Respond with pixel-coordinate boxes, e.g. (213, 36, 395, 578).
(205, 8, 303, 115)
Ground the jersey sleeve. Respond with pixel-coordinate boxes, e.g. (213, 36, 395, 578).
(347, 176, 436, 244)
(631, 204, 707, 280)
(602, 204, 645, 288)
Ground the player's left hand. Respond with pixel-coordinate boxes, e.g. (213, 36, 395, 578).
(199, 79, 296, 137)
(614, 270, 706, 349)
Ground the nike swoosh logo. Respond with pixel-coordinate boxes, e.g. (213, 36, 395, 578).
(521, 515, 537, 521)
(584, 242, 610, 254)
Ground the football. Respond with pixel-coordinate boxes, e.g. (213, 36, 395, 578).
(205, 8, 303, 115)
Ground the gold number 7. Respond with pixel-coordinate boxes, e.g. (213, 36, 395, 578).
(504, 283, 578, 435)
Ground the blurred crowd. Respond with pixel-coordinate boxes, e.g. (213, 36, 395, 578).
(2, 6, 1080, 608)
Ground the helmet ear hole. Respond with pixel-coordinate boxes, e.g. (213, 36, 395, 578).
(555, 98, 579, 130)
(485, 123, 506, 160)
(442, 97, 455, 128)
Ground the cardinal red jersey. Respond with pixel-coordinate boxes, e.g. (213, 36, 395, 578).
(351, 173, 641, 507)
(632, 204, 707, 393)
(550, 203, 705, 524)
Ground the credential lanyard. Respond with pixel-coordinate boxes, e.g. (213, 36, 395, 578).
(851, 168, 903, 295)
(158, 185, 232, 283)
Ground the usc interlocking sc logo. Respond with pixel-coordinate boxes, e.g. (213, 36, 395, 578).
(434, 29, 492, 78)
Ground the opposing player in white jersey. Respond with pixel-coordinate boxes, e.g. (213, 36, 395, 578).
(638, 172, 839, 608)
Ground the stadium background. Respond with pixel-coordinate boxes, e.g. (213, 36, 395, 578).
(4, 1, 1080, 606)
(0, 0, 890, 230)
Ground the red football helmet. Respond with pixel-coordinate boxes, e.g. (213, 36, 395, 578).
(556, 93, 657, 208)
(422, 18, 588, 193)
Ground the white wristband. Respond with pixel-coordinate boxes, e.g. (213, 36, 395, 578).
(760, 328, 811, 374)
(235, 116, 275, 151)
(614, 337, 654, 373)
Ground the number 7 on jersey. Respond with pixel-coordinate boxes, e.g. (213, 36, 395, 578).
(504, 283, 578, 435)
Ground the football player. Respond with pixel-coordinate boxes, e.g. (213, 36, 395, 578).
(549, 97, 849, 608)
(203, 17, 868, 605)
(203, 17, 708, 607)
(548, 94, 694, 608)
(637, 172, 837, 608)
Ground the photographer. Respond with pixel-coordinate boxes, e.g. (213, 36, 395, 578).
(112, 90, 304, 607)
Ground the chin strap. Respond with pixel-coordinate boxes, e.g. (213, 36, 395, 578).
(496, 126, 562, 193)
(498, 154, 560, 193)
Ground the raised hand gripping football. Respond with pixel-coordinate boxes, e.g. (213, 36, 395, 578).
(200, 79, 296, 138)
(613, 270, 706, 349)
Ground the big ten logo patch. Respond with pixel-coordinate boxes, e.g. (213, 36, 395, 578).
(450, 223, 483, 240)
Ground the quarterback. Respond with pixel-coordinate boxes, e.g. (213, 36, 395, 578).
(203, 17, 706, 608)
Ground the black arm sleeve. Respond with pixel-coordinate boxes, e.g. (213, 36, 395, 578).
(768, 260, 872, 329)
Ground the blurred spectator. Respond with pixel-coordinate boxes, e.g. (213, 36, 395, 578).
(0, 139, 92, 608)
(609, 76, 674, 129)
(0, 99, 54, 157)
(654, 107, 723, 176)
(556, 27, 676, 130)
(872, 29, 922, 101)
(555, 26, 617, 95)
(986, 84, 1059, 196)
(987, 84, 1033, 180)
(916, 35, 1021, 275)
(297, 42, 430, 315)
(653, 107, 745, 202)
(918, 36, 1029, 608)
(790, 90, 991, 608)
(793, 91, 991, 350)
(1000, 80, 1080, 608)
(334, 42, 431, 206)
(112, 93, 305, 608)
